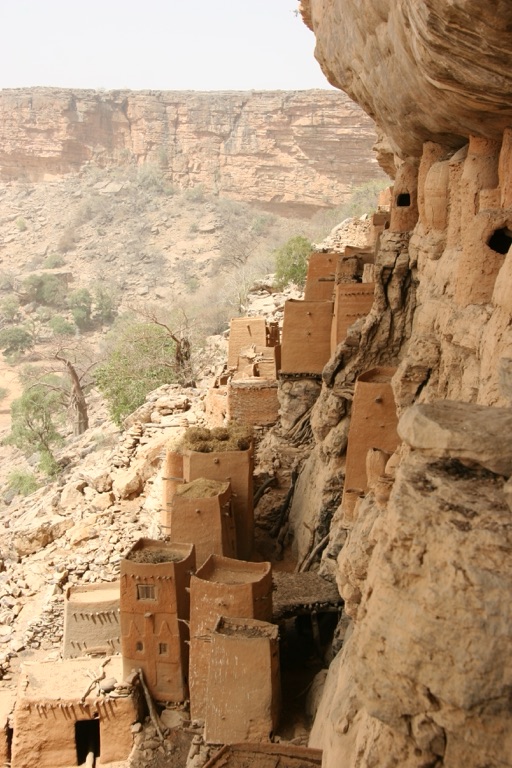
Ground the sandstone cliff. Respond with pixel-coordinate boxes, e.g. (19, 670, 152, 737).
(295, 2, 512, 766)
(0, 88, 381, 215)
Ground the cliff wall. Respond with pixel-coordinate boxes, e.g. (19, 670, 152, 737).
(0, 88, 381, 215)
(296, 2, 512, 766)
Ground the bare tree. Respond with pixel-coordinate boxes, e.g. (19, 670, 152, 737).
(20, 340, 98, 436)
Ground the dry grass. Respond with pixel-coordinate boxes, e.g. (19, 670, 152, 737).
(179, 422, 253, 453)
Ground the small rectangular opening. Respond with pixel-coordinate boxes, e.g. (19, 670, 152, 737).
(137, 584, 156, 600)
(396, 192, 411, 207)
(159, 643, 168, 655)
(75, 719, 100, 766)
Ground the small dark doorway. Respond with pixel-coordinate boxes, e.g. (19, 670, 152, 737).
(396, 192, 411, 207)
(487, 227, 512, 255)
(75, 719, 100, 766)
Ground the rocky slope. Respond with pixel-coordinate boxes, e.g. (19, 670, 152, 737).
(0, 88, 382, 216)
(294, 2, 512, 767)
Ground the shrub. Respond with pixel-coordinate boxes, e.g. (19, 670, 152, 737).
(22, 274, 68, 308)
(0, 327, 33, 356)
(273, 235, 312, 290)
(0, 296, 20, 323)
(43, 253, 66, 269)
(16, 217, 27, 232)
(93, 284, 118, 325)
(68, 288, 92, 329)
(6, 470, 39, 496)
(49, 315, 76, 336)
(95, 320, 179, 425)
(58, 229, 76, 253)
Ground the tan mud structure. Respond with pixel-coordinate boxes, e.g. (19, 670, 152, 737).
(169, 479, 236, 568)
(120, 539, 195, 703)
(188, 555, 273, 721)
(63, 582, 121, 659)
(11, 656, 140, 768)
(342, 367, 400, 500)
(204, 617, 280, 745)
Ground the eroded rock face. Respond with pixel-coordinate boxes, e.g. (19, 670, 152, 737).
(301, 0, 512, 157)
(295, 3, 512, 766)
(0, 88, 382, 214)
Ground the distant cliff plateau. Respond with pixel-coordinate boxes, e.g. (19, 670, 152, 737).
(0, 88, 383, 217)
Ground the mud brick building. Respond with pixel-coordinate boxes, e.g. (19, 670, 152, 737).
(63, 582, 121, 659)
(189, 555, 273, 721)
(303, 252, 337, 301)
(227, 317, 280, 370)
(11, 656, 140, 768)
(331, 283, 375, 352)
(120, 539, 195, 703)
(168, 478, 236, 567)
(204, 617, 280, 745)
(183, 445, 254, 560)
(343, 367, 399, 498)
(280, 299, 334, 375)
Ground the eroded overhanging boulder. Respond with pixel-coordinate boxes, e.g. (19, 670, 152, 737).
(300, 0, 512, 157)
(312, 401, 512, 767)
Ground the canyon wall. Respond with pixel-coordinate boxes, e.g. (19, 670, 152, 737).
(297, 2, 512, 766)
(0, 88, 382, 215)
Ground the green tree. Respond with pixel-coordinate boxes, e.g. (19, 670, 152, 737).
(6, 384, 64, 473)
(274, 235, 312, 290)
(93, 284, 118, 325)
(95, 320, 183, 425)
(68, 288, 93, 329)
(49, 315, 76, 336)
(22, 274, 67, 308)
(0, 295, 20, 323)
(0, 326, 33, 356)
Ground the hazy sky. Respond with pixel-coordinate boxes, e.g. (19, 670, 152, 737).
(0, 1, 332, 91)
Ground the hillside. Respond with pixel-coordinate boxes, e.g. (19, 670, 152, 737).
(0, 88, 382, 217)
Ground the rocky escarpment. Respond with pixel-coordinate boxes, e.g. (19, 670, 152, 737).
(301, 0, 512, 158)
(0, 88, 382, 216)
(294, 2, 512, 767)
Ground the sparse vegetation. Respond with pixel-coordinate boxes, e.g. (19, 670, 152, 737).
(179, 423, 253, 453)
(95, 319, 184, 425)
(43, 253, 66, 269)
(22, 273, 68, 308)
(273, 235, 312, 290)
(15, 217, 27, 232)
(49, 315, 76, 336)
(6, 383, 64, 473)
(0, 326, 33, 356)
(68, 288, 93, 329)
(6, 469, 39, 496)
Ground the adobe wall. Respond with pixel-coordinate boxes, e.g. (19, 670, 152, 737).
(169, 480, 235, 567)
(183, 447, 254, 560)
(304, 252, 337, 302)
(63, 582, 121, 658)
(161, 450, 184, 527)
(204, 617, 280, 744)
(330, 283, 375, 353)
(227, 380, 280, 427)
(120, 539, 195, 702)
(189, 556, 273, 721)
(11, 657, 138, 768)
(228, 317, 268, 369)
(204, 384, 228, 427)
(281, 300, 333, 375)
(237, 345, 281, 380)
(343, 367, 399, 495)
